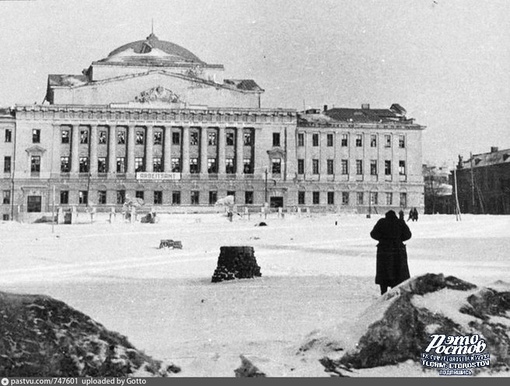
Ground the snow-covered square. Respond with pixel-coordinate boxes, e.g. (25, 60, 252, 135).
(1, 212, 509, 377)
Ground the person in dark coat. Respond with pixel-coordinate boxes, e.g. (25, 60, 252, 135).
(370, 210, 412, 295)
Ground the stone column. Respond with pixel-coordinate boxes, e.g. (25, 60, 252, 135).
(236, 127, 244, 175)
(163, 126, 172, 172)
(334, 132, 342, 180)
(305, 131, 312, 175)
(253, 128, 264, 178)
(127, 125, 135, 175)
(89, 124, 98, 176)
(200, 126, 208, 175)
(181, 126, 190, 175)
(320, 133, 327, 177)
(146, 125, 154, 172)
(70, 124, 79, 174)
(218, 126, 226, 176)
(108, 125, 117, 177)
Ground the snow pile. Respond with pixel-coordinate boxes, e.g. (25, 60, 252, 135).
(303, 273, 510, 376)
(0, 291, 180, 377)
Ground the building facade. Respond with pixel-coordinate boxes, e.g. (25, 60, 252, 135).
(0, 34, 425, 220)
(454, 147, 510, 214)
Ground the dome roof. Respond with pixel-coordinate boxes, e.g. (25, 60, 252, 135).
(105, 33, 204, 64)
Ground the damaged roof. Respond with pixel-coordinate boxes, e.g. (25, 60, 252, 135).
(224, 79, 264, 92)
(325, 107, 403, 123)
(298, 104, 415, 126)
(48, 74, 263, 93)
(48, 74, 89, 87)
(461, 148, 510, 168)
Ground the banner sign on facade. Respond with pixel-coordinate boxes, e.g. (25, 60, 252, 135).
(136, 172, 181, 181)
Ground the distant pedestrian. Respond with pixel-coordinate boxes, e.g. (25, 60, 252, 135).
(398, 209, 405, 221)
(412, 207, 419, 222)
(407, 207, 418, 222)
(370, 210, 412, 295)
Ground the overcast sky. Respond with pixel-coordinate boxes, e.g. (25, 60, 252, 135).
(1, 0, 509, 166)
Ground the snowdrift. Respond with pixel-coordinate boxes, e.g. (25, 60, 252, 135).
(300, 273, 510, 376)
(0, 291, 180, 377)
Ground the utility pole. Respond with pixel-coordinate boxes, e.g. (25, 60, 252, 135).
(52, 185, 55, 233)
(367, 191, 372, 218)
(469, 152, 476, 213)
(264, 168, 268, 205)
(453, 166, 462, 221)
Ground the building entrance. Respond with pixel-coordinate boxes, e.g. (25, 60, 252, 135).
(27, 195, 42, 212)
(270, 197, 284, 208)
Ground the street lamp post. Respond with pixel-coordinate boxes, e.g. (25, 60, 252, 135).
(264, 168, 268, 205)
(367, 191, 372, 218)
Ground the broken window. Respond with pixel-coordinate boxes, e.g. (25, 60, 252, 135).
(61, 130, 70, 144)
(80, 130, 89, 144)
(79, 191, 88, 205)
(226, 158, 235, 174)
(172, 158, 181, 173)
(117, 157, 126, 173)
(190, 158, 199, 173)
(243, 158, 252, 174)
(226, 132, 235, 146)
(136, 130, 144, 145)
(154, 131, 162, 145)
(172, 132, 180, 145)
(153, 157, 162, 172)
(272, 158, 281, 174)
(244, 130, 252, 146)
(98, 130, 107, 144)
(208, 158, 217, 174)
(98, 158, 107, 173)
(190, 131, 199, 146)
(60, 156, 70, 173)
(135, 157, 144, 172)
(32, 129, 41, 143)
(79, 157, 89, 173)
(118, 131, 126, 145)
(208, 131, 217, 145)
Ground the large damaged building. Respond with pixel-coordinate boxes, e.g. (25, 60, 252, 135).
(0, 33, 425, 220)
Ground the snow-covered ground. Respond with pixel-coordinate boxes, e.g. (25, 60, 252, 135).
(1, 212, 509, 377)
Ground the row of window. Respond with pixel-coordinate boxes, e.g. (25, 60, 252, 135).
(20, 128, 256, 147)
(2, 155, 407, 176)
(294, 159, 407, 176)
(297, 191, 407, 206)
(295, 133, 406, 148)
(5, 190, 406, 208)
(4, 128, 405, 149)
(55, 190, 251, 206)
(56, 156, 254, 174)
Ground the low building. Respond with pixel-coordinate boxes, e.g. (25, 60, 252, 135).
(423, 163, 453, 214)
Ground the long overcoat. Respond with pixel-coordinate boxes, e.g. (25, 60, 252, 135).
(370, 211, 412, 287)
